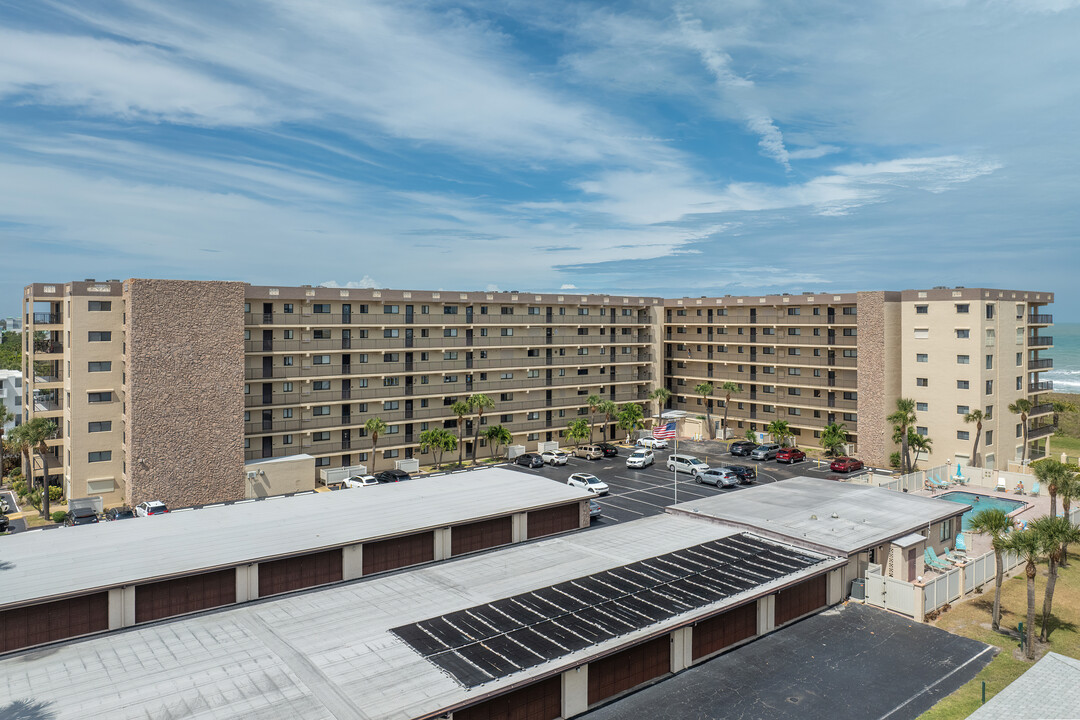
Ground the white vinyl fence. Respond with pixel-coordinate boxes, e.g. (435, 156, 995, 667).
(863, 564, 919, 618)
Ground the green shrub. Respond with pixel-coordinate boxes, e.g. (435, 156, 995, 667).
(12, 479, 27, 496)
(889, 451, 902, 469)
(48, 486, 62, 502)
(51, 511, 68, 523)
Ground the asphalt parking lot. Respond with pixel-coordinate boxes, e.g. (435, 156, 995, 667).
(507, 441, 851, 527)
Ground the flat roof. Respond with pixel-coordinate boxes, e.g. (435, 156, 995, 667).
(0, 468, 592, 609)
(0, 515, 840, 720)
(666, 477, 967, 555)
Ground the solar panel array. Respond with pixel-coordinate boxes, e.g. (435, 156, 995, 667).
(390, 533, 824, 687)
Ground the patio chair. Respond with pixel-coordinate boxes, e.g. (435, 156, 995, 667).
(942, 547, 966, 565)
(929, 474, 950, 490)
(924, 547, 950, 571)
(930, 546, 963, 568)
(954, 532, 968, 556)
(995, 477, 1007, 492)
(1030, 481, 1041, 497)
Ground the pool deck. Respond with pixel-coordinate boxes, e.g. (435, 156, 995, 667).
(913, 482, 1047, 557)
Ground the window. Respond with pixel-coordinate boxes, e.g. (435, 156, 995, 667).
(1016, 376, 1023, 391)
(313, 431, 330, 441)
(788, 368, 801, 376)
(383, 449, 400, 459)
(384, 377, 400, 386)
(577, 348, 588, 355)
(501, 328, 513, 336)
(957, 405, 970, 415)
(313, 329, 331, 340)
(914, 328, 930, 339)
(985, 329, 995, 347)
(787, 328, 801, 336)
(384, 328, 399, 338)
(940, 520, 952, 542)
(788, 388, 802, 396)
(843, 349, 858, 358)
(957, 430, 970, 440)
(985, 430, 993, 445)
(789, 408, 801, 416)
(88, 331, 111, 342)
(986, 355, 993, 370)
(443, 306, 459, 315)
(986, 304, 995, 319)
(1017, 328, 1024, 345)
(916, 353, 928, 363)
(88, 421, 112, 433)
(955, 304, 969, 314)
(527, 411, 540, 420)
(528, 307, 540, 315)
(385, 305, 399, 314)
(313, 304, 330, 314)
(313, 355, 331, 365)
(88, 392, 111, 403)
(283, 330, 294, 340)
(577, 328, 588, 336)
(384, 401, 399, 410)
(443, 351, 458, 360)
(283, 303, 294, 313)
(500, 372, 513, 380)
(843, 391, 858, 401)
(283, 408, 294, 418)
(313, 380, 330, 390)
(985, 405, 993, 419)
(313, 406, 330, 416)
(480, 328, 488, 337)
(986, 380, 993, 395)
(87, 301, 111, 311)
(527, 369, 539, 378)
(444, 328, 458, 337)
(916, 426, 928, 436)
(88, 451, 112, 462)
(956, 380, 969, 389)
(917, 378, 929, 387)
(787, 307, 800, 315)
(283, 356, 294, 366)
(283, 382, 293, 392)
(578, 308, 589, 315)
(282, 435, 293, 445)
(843, 328, 857, 336)
(957, 355, 970, 364)
(955, 329, 969, 339)
(916, 402, 928, 412)
(444, 375, 458, 383)
(915, 305, 928, 314)
(500, 414, 513, 423)
(843, 413, 858, 422)
(88, 361, 111, 372)
(501, 307, 513, 315)
(842, 307, 857, 315)
(382, 353, 399, 362)
(315, 457, 330, 467)
(500, 393, 513, 401)
(419, 305, 428, 314)
(762, 328, 775, 336)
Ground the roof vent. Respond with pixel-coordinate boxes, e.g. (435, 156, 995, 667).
(107, 279, 119, 282)
(809, 514, 818, 520)
(802, 292, 814, 295)
(933, 285, 948, 290)
(84, 278, 95, 282)
(831, 512, 840, 519)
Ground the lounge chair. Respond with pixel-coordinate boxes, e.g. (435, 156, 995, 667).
(1030, 481, 1041, 497)
(929, 474, 950, 490)
(943, 548, 966, 565)
(955, 533, 968, 555)
(930, 546, 963, 568)
(924, 547, 951, 571)
(996, 477, 1007, 492)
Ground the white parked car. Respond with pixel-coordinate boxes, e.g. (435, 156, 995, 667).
(342, 475, 379, 488)
(666, 454, 709, 477)
(697, 468, 739, 488)
(567, 473, 609, 496)
(626, 449, 654, 469)
(542, 450, 570, 466)
(135, 500, 169, 517)
(636, 437, 669, 449)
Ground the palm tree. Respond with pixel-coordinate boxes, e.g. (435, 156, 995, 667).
(887, 398, 917, 474)
(598, 399, 617, 442)
(1000, 527, 1045, 659)
(586, 394, 602, 442)
(1031, 515, 1080, 642)
(963, 409, 984, 467)
(483, 425, 512, 461)
(419, 428, 456, 471)
(908, 431, 933, 472)
(1051, 398, 1077, 429)
(1033, 458, 1069, 518)
(719, 381, 739, 441)
(9, 417, 58, 518)
(466, 393, 495, 465)
(616, 403, 645, 444)
(766, 419, 791, 446)
(565, 418, 590, 447)
(744, 427, 756, 442)
(968, 507, 1012, 631)
(820, 422, 848, 458)
(364, 417, 387, 474)
(693, 382, 715, 439)
(1009, 398, 1034, 467)
(649, 387, 671, 428)
(451, 400, 470, 467)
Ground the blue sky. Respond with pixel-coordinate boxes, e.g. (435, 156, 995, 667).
(1, 0, 1078, 318)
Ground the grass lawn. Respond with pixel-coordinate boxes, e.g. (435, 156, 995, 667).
(1050, 433, 1080, 462)
(918, 550, 1080, 719)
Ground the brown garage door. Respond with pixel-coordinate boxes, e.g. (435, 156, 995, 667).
(452, 517, 513, 557)
(362, 531, 434, 575)
(775, 574, 827, 626)
(588, 635, 670, 706)
(135, 569, 236, 624)
(692, 602, 757, 660)
(526, 503, 580, 540)
(454, 675, 561, 720)
(0, 592, 109, 654)
(258, 548, 343, 598)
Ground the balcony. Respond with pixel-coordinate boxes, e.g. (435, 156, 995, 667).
(33, 398, 61, 412)
(32, 312, 62, 325)
(32, 340, 63, 354)
(245, 311, 653, 328)
(1028, 358, 1054, 371)
(1028, 314, 1053, 325)
(1029, 403, 1054, 417)
(1028, 336, 1053, 348)
(1029, 381, 1053, 393)
(1027, 424, 1056, 440)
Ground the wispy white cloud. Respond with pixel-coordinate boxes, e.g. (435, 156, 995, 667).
(321, 278, 379, 289)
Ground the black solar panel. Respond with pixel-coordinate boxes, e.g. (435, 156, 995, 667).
(390, 533, 825, 688)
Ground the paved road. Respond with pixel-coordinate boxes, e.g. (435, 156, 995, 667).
(1, 490, 27, 534)
(507, 441, 847, 528)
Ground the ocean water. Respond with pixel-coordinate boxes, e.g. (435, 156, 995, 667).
(1045, 322, 1080, 394)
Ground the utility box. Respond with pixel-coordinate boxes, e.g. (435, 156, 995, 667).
(507, 445, 527, 460)
(395, 458, 420, 474)
(536, 441, 559, 453)
(850, 578, 866, 601)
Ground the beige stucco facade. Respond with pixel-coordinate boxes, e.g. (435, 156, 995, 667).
(244, 454, 315, 497)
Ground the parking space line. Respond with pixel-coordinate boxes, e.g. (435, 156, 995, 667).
(595, 498, 647, 515)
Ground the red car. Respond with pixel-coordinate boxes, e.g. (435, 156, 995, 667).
(775, 447, 806, 463)
(830, 457, 864, 472)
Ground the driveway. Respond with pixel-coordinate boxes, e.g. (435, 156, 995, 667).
(581, 602, 994, 720)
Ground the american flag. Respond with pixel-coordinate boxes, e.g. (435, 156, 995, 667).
(653, 422, 676, 440)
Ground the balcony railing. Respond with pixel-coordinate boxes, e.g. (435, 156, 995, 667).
(1029, 381, 1053, 393)
(1028, 314, 1053, 325)
(32, 340, 63, 354)
(1028, 336, 1053, 347)
(1028, 358, 1054, 370)
(33, 398, 62, 411)
(32, 312, 61, 324)
(245, 312, 652, 327)
(1029, 403, 1054, 417)
(1027, 424, 1056, 440)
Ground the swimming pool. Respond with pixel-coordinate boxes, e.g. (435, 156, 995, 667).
(937, 491, 1027, 531)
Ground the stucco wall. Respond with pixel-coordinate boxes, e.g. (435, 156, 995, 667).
(124, 279, 246, 507)
(856, 292, 891, 467)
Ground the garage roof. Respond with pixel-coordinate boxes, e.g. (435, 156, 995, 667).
(0, 467, 591, 608)
(0, 514, 840, 720)
(667, 476, 967, 555)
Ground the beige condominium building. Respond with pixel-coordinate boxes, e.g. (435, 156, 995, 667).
(663, 287, 1054, 470)
(23, 279, 660, 508)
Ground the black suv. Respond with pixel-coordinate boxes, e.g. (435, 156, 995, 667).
(514, 453, 544, 468)
(65, 507, 100, 526)
(596, 443, 619, 458)
(105, 506, 136, 521)
(0, 514, 9, 533)
(729, 440, 758, 456)
(721, 465, 756, 484)
(375, 469, 410, 483)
